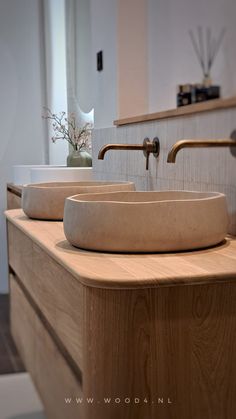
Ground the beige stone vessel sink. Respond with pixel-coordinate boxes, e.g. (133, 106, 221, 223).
(22, 181, 135, 220)
(64, 191, 229, 252)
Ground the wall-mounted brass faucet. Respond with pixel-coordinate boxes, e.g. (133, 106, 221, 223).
(98, 138, 160, 170)
(167, 130, 236, 163)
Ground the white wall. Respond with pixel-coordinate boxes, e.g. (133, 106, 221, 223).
(44, 0, 68, 164)
(0, 0, 47, 292)
(118, 0, 148, 119)
(148, 0, 236, 112)
(65, 0, 94, 127)
(75, 0, 93, 113)
(90, 0, 117, 129)
(89, 0, 236, 127)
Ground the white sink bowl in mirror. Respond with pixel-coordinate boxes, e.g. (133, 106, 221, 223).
(12, 165, 93, 185)
(22, 181, 135, 220)
(64, 190, 229, 253)
(30, 166, 93, 183)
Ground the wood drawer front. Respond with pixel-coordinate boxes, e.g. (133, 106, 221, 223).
(8, 222, 83, 369)
(7, 190, 21, 209)
(10, 275, 83, 419)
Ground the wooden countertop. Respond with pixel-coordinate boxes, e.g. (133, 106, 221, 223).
(5, 209, 236, 290)
(114, 96, 236, 126)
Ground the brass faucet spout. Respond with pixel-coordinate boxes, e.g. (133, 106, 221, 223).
(167, 137, 236, 163)
(98, 144, 144, 160)
(98, 138, 160, 170)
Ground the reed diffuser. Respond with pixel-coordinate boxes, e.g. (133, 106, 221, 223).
(189, 26, 226, 87)
(177, 26, 226, 107)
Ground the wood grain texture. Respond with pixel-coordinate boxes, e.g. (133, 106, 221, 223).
(5, 209, 236, 289)
(7, 190, 21, 209)
(83, 283, 236, 419)
(8, 222, 83, 369)
(10, 275, 83, 419)
(0, 286, 25, 374)
(114, 96, 236, 126)
(7, 213, 236, 418)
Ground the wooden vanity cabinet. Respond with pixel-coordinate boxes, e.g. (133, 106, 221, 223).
(6, 210, 236, 419)
(10, 273, 83, 419)
(6, 186, 83, 418)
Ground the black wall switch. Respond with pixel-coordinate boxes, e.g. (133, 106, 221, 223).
(97, 50, 103, 71)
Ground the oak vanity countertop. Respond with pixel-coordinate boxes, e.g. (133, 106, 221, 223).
(5, 209, 236, 290)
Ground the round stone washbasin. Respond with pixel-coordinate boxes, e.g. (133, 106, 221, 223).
(22, 181, 135, 220)
(64, 191, 229, 252)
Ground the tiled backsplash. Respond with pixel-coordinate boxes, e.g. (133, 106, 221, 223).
(92, 108, 236, 234)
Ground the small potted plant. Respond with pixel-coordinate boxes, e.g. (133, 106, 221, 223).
(43, 107, 92, 167)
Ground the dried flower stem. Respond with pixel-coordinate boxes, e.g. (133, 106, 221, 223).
(42, 107, 92, 151)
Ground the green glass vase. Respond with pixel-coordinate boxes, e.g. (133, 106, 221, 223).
(67, 149, 92, 167)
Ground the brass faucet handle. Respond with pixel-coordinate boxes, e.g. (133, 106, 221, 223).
(143, 137, 160, 170)
(230, 130, 236, 157)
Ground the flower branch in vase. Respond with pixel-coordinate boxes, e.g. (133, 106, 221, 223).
(42, 107, 93, 167)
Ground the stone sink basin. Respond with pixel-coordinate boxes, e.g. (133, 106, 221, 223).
(22, 181, 135, 220)
(63, 191, 229, 252)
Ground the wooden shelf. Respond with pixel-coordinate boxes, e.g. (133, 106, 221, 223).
(114, 96, 236, 126)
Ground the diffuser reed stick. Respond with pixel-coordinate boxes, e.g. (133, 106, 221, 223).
(189, 26, 226, 86)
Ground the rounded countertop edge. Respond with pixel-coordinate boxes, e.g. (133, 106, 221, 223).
(5, 209, 236, 290)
